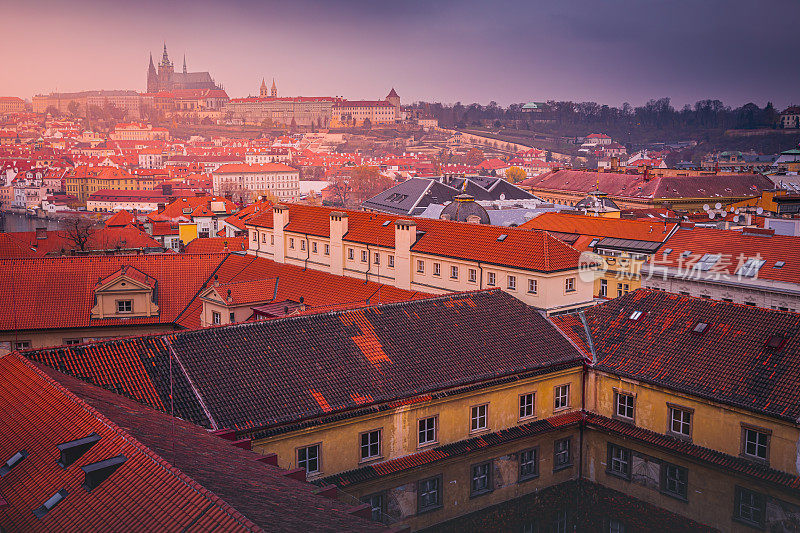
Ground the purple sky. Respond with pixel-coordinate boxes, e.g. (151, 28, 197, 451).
(3, 0, 797, 109)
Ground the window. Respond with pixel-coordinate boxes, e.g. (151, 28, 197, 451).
(289, 237, 295, 249)
(361, 250, 368, 263)
(262, 233, 267, 243)
(734, 486, 765, 527)
(471, 461, 493, 496)
(450, 265, 458, 279)
(116, 300, 133, 313)
(417, 260, 425, 273)
(528, 279, 538, 294)
(507, 275, 517, 290)
(13, 340, 31, 350)
(667, 405, 692, 439)
(736, 257, 765, 278)
(324, 243, 330, 256)
(64, 339, 81, 346)
(418, 416, 437, 446)
(300, 240, 306, 251)
(433, 262, 441, 276)
(599, 278, 607, 297)
(297, 444, 320, 474)
(519, 393, 535, 420)
(609, 519, 625, 533)
(519, 447, 539, 481)
(229, 312, 235, 323)
(251, 231, 257, 241)
(554, 438, 571, 470)
(565, 277, 576, 292)
(270, 235, 275, 245)
(614, 392, 635, 421)
(468, 268, 477, 283)
(470, 404, 488, 432)
(661, 462, 688, 500)
(388, 255, 394, 268)
(365, 492, 385, 522)
(742, 426, 770, 461)
(417, 476, 441, 513)
(312, 241, 317, 253)
(554, 384, 570, 411)
(487, 272, 496, 286)
(616, 283, 629, 297)
(607, 444, 630, 479)
(360, 429, 381, 461)
(211, 311, 221, 325)
(348, 248, 354, 260)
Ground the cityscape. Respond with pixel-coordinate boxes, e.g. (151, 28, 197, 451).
(1, 1, 800, 532)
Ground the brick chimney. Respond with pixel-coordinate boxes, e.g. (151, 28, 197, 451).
(329, 212, 349, 276)
(394, 220, 416, 290)
(272, 205, 289, 263)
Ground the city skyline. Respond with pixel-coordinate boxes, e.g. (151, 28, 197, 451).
(3, 0, 798, 108)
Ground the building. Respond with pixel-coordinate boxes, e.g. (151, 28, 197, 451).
(109, 122, 170, 141)
(779, 106, 800, 129)
(146, 45, 220, 93)
(332, 90, 401, 126)
(0, 96, 27, 114)
(223, 96, 336, 127)
(87, 187, 194, 212)
(32, 91, 142, 118)
(212, 162, 300, 202)
(65, 166, 161, 203)
(245, 204, 596, 315)
(641, 223, 800, 311)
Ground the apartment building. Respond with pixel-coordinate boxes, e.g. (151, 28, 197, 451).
(212, 163, 300, 202)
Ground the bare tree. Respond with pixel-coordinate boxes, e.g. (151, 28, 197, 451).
(60, 217, 97, 251)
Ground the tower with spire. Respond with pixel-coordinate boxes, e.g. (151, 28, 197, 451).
(260, 78, 268, 97)
(147, 53, 158, 93)
(271, 78, 277, 98)
(182, 54, 187, 74)
(146, 43, 220, 93)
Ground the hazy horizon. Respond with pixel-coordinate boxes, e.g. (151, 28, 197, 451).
(3, 0, 798, 109)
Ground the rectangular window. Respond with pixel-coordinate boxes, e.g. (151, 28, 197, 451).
(417, 476, 441, 513)
(528, 279, 538, 294)
(360, 429, 381, 461)
(450, 265, 459, 279)
(554, 384, 570, 411)
(251, 231, 257, 241)
(312, 241, 317, 253)
(271, 235, 275, 245)
(300, 240, 306, 251)
(661, 462, 688, 500)
(289, 237, 295, 249)
(471, 461, 493, 496)
(468, 268, 477, 283)
(388, 255, 394, 268)
(607, 443, 630, 479)
(565, 277, 576, 293)
(617, 283, 629, 297)
(614, 392, 635, 421)
(324, 243, 330, 256)
(599, 278, 607, 297)
(348, 248, 354, 260)
(418, 416, 437, 446)
(735, 486, 765, 527)
(13, 340, 31, 350)
(297, 444, 320, 474)
(519, 447, 539, 481)
(433, 262, 441, 276)
(554, 438, 571, 470)
(519, 393, 535, 420)
(470, 404, 488, 432)
(262, 233, 267, 243)
(507, 275, 517, 290)
(212, 311, 221, 325)
(742, 426, 770, 461)
(417, 260, 425, 273)
(365, 492, 385, 522)
(487, 272, 496, 286)
(117, 300, 133, 313)
(63, 338, 81, 345)
(667, 405, 692, 439)
(361, 250, 368, 263)
(373, 252, 380, 265)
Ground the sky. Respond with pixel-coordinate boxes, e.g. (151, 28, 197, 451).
(2, 0, 797, 109)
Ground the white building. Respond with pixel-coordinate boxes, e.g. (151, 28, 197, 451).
(212, 163, 300, 202)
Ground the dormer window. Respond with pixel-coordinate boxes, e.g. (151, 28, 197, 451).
(116, 300, 133, 313)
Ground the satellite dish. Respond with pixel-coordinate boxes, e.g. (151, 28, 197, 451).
(708, 212, 715, 220)
(733, 215, 740, 223)
(756, 207, 764, 215)
(500, 193, 506, 200)
(735, 209, 740, 214)
(703, 204, 710, 211)
(715, 203, 722, 210)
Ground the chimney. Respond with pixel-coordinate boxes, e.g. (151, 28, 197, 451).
(272, 205, 289, 263)
(329, 212, 349, 276)
(35, 227, 47, 240)
(394, 220, 416, 290)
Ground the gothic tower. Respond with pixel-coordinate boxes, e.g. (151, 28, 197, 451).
(271, 78, 277, 98)
(147, 53, 158, 93)
(260, 78, 268, 97)
(182, 54, 187, 74)
(158, 43, 174, 92)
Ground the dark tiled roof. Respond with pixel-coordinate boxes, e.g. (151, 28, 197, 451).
(552, 289, 800, 421)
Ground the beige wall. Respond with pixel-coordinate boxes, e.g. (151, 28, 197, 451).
(0, 324, 175, 354)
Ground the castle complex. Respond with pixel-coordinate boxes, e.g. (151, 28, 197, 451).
(146, 44, 220, 93)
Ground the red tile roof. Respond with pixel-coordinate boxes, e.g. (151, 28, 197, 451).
(214, 163, 298, 173)
(519, 212, 676, 243)
(184, 236, 247, 253)
(103, 210, 136, 227)
(148, 196, 237, 222)
(1, 225, 162, 257)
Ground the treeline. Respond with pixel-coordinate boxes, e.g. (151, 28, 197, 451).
(410, 99, 783, 141)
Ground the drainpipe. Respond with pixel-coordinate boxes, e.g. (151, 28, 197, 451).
(302, 233, 310, 271)
(365, 244, 372, 283)
(477, 261, 484, 290)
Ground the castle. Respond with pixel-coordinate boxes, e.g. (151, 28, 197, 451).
(146, 44, 220, 93)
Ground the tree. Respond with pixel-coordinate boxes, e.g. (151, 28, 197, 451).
(67, 101, 80, 117)
(61, 217, 97, 251)
(328, 173, 352, 207)
(465, 147, 485, 166)
(350, 165, 392, 204)
(363, 118, 372, 130)
(505, 166, 527, 183)
(44, 105, 61, 117)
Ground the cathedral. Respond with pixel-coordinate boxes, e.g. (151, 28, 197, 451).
(260, 78, 278, 98)
(146, 45, 221, 93)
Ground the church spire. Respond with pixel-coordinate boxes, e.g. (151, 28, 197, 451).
(161, 43, 171, 67)
(260, 78, 268, 97)
(182, 54, 187, 74)
(148, 52, 155, 70)
(271, 78, 277, 98)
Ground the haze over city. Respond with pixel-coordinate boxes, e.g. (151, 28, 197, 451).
(4, 0, 799, 107)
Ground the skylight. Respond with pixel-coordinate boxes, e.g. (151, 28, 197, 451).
(736, 258, 766, 278)
(774, 261, 785, 269)
(0, 450, 28, 477)
(33, 489, 67, 519)
(629, 310, 643, 320)
(497, 234, 508, 242)
(662, 248, 672, 255)
(382, 220, 391, 227)
(589, 238, 599, 247)
(680, 250, 691, 258)
(692, 322, 708, 334)
(692, 254, 721, 272)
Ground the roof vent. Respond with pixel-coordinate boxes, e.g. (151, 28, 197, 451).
(81, 455, 127, 492)
(774, 261, 785, 269)
(57, 432, 100, 469)
(0, 450, 28, 477)
(692, 322, 708, 335)
(497, 234, 508, 242)
(629, 310, 643, 320)
(33, 489, 67, 519)
(766, 335, 786, 350)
